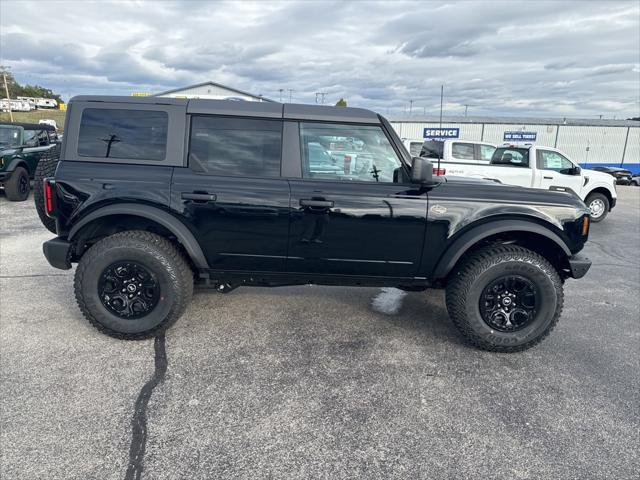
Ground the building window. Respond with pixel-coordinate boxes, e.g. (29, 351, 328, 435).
(189, 116, 282, 177)
(78, 108, 168, 160)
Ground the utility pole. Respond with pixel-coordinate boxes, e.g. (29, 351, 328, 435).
(3, 73, 13, 122)
(315, 92, 327, 104)
(278, 89, 284, 102)
(439, 84, 444, 128)
(288, 89, 293, 103)
(409, 99, 413, 115)
(464, 104, 469, 117)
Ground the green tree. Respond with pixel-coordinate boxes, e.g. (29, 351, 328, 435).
(1, 66, 63, 104)
(335, 98, 347, 107)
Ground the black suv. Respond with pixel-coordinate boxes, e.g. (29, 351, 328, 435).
(41, 96, 592, 352)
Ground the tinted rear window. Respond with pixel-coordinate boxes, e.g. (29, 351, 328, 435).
(78, 108, 168, 160)
(188, 116, 282, 177)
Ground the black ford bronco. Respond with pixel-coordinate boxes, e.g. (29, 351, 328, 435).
(41, 96, 592, 352)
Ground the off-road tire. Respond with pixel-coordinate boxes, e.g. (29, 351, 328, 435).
(585, 192, 609, 223)
(74, 230, 193, 339)
(34, 147, 60, 233)
(446, 244, 563, 352)
(4, 166, 30, 201)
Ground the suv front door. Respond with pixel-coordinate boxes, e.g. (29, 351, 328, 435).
(287, 122, 428, 278)
(171, 115, 290, 272)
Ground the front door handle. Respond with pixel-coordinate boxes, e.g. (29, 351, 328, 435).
(300, 199, 334, 208)
(182, 192, 217, 202)
(543, 176, 554, 180)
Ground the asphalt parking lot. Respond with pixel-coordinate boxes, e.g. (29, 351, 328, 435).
(1, 187, 638, 480)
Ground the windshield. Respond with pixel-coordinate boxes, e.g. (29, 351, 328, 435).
(0, 127, 21, 146)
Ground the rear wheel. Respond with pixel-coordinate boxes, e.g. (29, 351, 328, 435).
(445, 245, 563, 352)
(585, 192, 609, 222)
(34, 148, 60, 233)
(4, 167, 30, 201)
(74, 230, 193, 339)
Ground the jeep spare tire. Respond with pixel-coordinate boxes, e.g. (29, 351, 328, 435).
(34, 147, 60, 233)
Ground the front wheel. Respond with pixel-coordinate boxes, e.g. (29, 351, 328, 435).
(446, 245, 563, 352)
(585, 192, 609, 222)
(74, 231, 193, 339)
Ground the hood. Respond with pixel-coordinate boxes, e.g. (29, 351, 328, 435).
(583, 169, 617, 184)
(440, 175, 587, 210)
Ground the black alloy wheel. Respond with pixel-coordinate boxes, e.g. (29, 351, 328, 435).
(98, 261, 160, 319)
(479, 275, 538, 332)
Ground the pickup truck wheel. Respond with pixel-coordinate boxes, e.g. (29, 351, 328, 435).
(446, 245, 563, 352)
(74, 230, 193, 339)
(4, 166, 30, 201)
(34, 149, 60, 233)
(585, 192, 609, 222)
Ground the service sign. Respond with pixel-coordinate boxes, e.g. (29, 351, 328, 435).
(423, 128, 460, 140)
(504, 131, 537, 142)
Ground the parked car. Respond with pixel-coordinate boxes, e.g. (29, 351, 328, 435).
(427, 144, 618, 222)
(631, 174, 640, 186)
(41, 96, 593, 352)
(589, 166, 633, 185)
(0, 122, 57, 201)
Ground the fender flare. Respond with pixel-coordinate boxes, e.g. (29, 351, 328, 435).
(432, 219, 571, 279)
(68, 203, 209, 269)
(5, 157, 29, 174)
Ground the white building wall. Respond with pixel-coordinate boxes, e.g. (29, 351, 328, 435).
(389, 120, 640, 171)
(390, 122, 483, 141)
(555, 126, 627, 165)
(623, 128, 640, 164)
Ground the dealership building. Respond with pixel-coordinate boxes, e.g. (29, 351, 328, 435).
(388, 115, 639, 173)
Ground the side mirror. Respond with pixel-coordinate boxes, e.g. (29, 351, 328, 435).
(411, 157, 434, 184)
(573, 166, 581, 175)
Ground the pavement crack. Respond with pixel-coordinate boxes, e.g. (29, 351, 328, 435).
(124, 335, 167, 480)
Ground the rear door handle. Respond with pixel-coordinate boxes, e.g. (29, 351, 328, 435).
(300, 199, 334, 208)
(182, 192, 217, 202)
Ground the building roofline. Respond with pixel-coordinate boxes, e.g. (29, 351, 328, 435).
(386, 114, 639, 128)
(153, 81, 276, 102)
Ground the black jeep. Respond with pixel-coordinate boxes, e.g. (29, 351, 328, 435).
(41, 96, 592, 352)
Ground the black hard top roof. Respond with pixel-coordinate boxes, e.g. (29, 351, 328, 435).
(69, 95, 381, 124)
(0, 122, 56, 131)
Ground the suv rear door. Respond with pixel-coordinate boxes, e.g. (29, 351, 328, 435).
(286, 121, 428, 277)
(171, 109, 290, 272)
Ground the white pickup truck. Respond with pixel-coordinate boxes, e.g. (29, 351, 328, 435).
(438, 144, 617, 222)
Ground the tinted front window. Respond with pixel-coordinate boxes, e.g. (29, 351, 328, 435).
(452, 142, 475, 160)
(189, 116, 282, 177)
(300, 123, 403, 183)
(491, 147, 530, 167)
(78, 108, 168, 160)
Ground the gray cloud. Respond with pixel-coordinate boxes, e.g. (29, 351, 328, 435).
(0, 0, 638, 118)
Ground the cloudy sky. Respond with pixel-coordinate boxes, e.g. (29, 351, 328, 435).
(1, 0, 639, 118)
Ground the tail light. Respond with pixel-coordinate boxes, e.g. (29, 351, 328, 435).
(433, 167, 446, 176)
(343, 155, 352, 174)
(44, 178, 56, 218)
